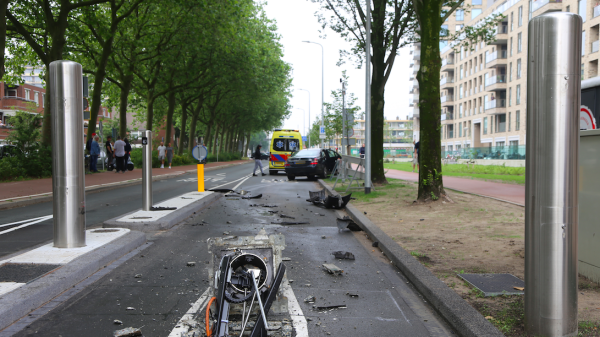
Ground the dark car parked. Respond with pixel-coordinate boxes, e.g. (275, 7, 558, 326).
(284, 148, 341, 180)
(0, 144, 19, 160)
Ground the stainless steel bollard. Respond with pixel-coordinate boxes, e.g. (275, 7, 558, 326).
(50, 61, 86, 248)
(142, 130, 153, 211)
(525, 12, 581, 337)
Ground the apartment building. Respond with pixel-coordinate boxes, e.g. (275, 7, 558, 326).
(334, 117, 414, 157)
(410, 0, 598, 159)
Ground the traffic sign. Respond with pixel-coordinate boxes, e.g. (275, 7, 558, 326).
(302, 136, 307, 142)
(320, 126, 326, 135)
(141, 137, 148, 145)
(192, 145, 208, 161)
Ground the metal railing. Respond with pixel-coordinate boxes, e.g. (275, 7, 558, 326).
(486, 50, 508, 63)
(441, 113, 454, 121)
(532, 0, 562, 12)
(442, 58, 455, 66)
(495, 25, 508, 35)
(440, 77, 454, 85)
(441, 95, 454, 103)
(485, 74, 507, 86)
(484, 99, 507, 110)
(443, 145, 526, 160)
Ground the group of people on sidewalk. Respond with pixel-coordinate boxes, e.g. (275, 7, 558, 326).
(87, 134, 132, 173)
(157, 142, 174, 169)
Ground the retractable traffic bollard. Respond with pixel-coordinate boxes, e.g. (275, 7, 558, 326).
(50, 61, 86, 248)
(525, 12, 581, 337)
(142, 130, 153, 211)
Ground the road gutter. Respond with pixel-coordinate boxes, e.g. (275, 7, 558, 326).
(317, 179, 503, 337)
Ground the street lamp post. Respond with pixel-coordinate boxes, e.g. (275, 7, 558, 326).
(302, 41, 324, 148)
(297, 89, 311, 148)
(364, 2, 372, 194)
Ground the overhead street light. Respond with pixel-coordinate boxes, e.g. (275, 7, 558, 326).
(302, 40, 325, 148)
(297, 88, 311, 148)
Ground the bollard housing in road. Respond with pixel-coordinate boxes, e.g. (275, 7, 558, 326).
(525, 12, 581, 337)
(50, 61, 86, 248)
(142, 130, 153, 211)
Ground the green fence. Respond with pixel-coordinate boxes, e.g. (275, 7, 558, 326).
(348, 148, 414, 158)
(442, 145, 526, 160)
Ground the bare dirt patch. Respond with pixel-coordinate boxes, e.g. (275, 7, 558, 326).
(328, 179, 600, 336)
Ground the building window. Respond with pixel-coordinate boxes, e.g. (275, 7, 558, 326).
(509, 112, 512, 131)
(459, 123, 463, 137)
(456, 24, 464, 31)
(484, 117, 488, 135)
(471, 8, 482, 19)
(582, 31, 586, 56)
(441, 24, 449, 37)
(510, 38, 513, 57)
(25, 89, 30, 100)
(511, 12, 514, 31)
(566, 5, 570, 12)
(472, 0, 482, 4)
(509, 62, 512, 81)
(518, 6, 523, 26)
(516, 111, 521, 130)
(518, 33, 522, 53)
(460, 65, 463, 79)
(456, 9, 464, 21)
(517, 59, 522, 79)
(579, 0, 587, 22)
(34, 92, 39, 106)
(582, 63, 585, 79)
(42, 93, 45, 108)
(509, 87, 512, 107)
(516, 85, 521, 105)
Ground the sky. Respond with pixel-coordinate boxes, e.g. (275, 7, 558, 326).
(262, 0, 414, 136)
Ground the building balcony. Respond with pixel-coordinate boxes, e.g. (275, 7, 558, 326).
(413, 50, 421, 59)
(593, 40, 599, 54)
(413, 79, 419, 88)
(413, 65, 420, 74)
(441, 58, 454, 72)
(531, 0, 563, 16)
(489, 25, 508, 45)
(441, 95, 454, 106)
(412, 94, 419, 103)
(595, 4, 600, 17)
(441, 113, 454, 123)
(485, 75, 507, 91)
(409, 76, 415, 81)
(486, 50, 508, 68)
(413, 107, 420, 118)
(440, 77, 454, 89)
(484, 99, 507, 114)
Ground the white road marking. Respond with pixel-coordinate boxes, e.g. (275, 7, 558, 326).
(210, 175, 251, 190)
(281, 279, 309, 336)
(0, 215, 52, 229)
(0, 282, 26, 297)
(0, 215, 53, 236)
(168, 288, 212, 337)
(387, 289, 411, 324)
(231, 176, 251, 191)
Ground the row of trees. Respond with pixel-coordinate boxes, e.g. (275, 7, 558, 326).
(2, 0, 292, 157)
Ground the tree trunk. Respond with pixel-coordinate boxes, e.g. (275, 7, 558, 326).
(0, 0, 8, 81)
(205, 121, 212, 151)
(219, 127, 225, 156)
(165, 91, 175, 147)
(187, 112, 198, 157)
(245, 132, 251, 157)
(212, 124, 219, 155)
(178, 101, 188, 155)
(416, 0, 444, 200)
(118, 75, 133, 139)
(87, 34, 115, 141)
(145, 95, 155, 132)
(225, 126, 233, 152)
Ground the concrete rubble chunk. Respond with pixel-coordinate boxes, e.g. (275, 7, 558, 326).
(113, 319, 123, 325)
(304, 295, 316, 303)
(186, 262, 196, 267)
(113, 327, 142, 337)
(322, 264, 344, 275)
(332, 251, 355, 260)
(134, 274, 142, 278)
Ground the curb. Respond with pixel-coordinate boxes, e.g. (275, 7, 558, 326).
(0, 230, 146, 332)
(318, 179, 504, 337)
(103, 192, 221, 232)
(0, 160, 250, 211)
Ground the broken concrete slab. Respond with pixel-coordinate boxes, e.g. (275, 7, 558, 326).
(332, 251, 355, 260)
(322, 264, 344, 276)
(113, 327, 142, 337)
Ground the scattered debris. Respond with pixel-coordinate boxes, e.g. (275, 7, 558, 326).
(307, 188, 327, 203)
(316, 304, 347, 310)
(271, 221, 309, 225)
(304, 295, 316, 303)
(242, 194, 263, 199)
(181, 197, 193, 199)
(226, 198, 240, 200)
(332, 251, 355, 260)
(280, 214, 295, 219)
(420, 219, 425, 221)
(210, 188, 235, 193)
(134, 274, 142, 278)
(322, 263, 344, 275)
(268, 210, 279, 214)
(113, 320, 123, 325)
(364, 212, 367, 215)
(346, 293, 359, 298)
(282, 257, 292, 261)
(126, 307, 135, 311)
(314, 212, 325, 216)
(336, 216, 362, 232)
(251, 204, 278, 207)
(150, 206, 177, 211)
(513, 286, 525, 291)
(113, 327, 142, 337)
(227, 221, 232, 224)
(223, 231, 230, 235)
(321, 235, 327, 239)
(187, 262, 196, 267)
(307, 189, 352, 209)
(372, 242, 379, 247)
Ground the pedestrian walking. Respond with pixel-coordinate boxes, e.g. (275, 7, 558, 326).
(157, 142, 167, 168)
(90, 135, 100, 173)
(252, 145, 266, 176)
(114, 136, 126, 173)
(412, 140, 419, 172)
(105, 136, 114, 167)
(166, 142, 174, 169)
(124, 138, 132, 163)
(86, 132, 96, 155)
(359, 143, 365, 159)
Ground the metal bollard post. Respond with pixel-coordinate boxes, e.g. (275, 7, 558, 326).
(197, 164, 204, 192)
(142, 130, 153, 211)
(525, 12, 581, 337)
(50, 61, 86, 248)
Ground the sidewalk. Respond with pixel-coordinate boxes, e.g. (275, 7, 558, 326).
(0, 160, 250, 202)
(383, 167, 525, 206)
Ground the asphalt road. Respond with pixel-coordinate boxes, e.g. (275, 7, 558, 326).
(3, 162, 454, 336)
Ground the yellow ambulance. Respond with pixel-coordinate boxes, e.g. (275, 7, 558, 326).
(269, 129, 303, 175)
